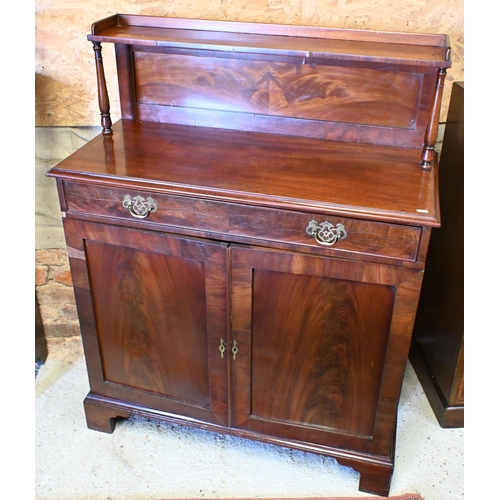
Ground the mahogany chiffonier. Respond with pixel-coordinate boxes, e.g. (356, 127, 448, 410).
(47, 14, 451, 497)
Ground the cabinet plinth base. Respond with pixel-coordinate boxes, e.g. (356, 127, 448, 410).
(84, 395, 132, 433)
(82, 393, 395, 496)
(359, 470, 392, 497)
(338, 458, 393, 497)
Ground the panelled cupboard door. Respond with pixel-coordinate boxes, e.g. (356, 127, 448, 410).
(63, 219, 229, 427)
(230, 245, 424, 457)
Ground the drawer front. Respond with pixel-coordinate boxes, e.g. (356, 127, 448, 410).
(64, 182, 421, 262)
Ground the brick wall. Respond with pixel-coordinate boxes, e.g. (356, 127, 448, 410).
(35, 249, 80, 338)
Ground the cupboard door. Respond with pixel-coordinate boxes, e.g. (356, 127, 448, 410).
(230, 245, 423, 456)
(64, 219, 229, 426)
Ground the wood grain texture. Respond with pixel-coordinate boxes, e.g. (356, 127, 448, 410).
(134, 52, 421, 128)
(84, 396, 131, 433)
(86, 239, 210, 406)
(122, 38, 437, 148)
(63, 181, 422, 264)
(251, 269, 394, 437)
(92, 42, 113, 134)
(46, 15, 453, 158)
(230, 244, 423, 459)
(48, 120, 440, 228)
(64, 218, 230, 426)
(115, 43, 137, 120)
(45, 17, 445, 496)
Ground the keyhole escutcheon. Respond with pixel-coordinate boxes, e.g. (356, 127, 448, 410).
(231, 340, 238, 360)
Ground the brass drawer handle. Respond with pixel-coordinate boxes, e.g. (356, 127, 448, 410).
(306, 220, 347, 246)
(122, 194, 157, 219)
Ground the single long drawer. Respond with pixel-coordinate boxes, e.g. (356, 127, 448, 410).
(64, 182, 422, 262)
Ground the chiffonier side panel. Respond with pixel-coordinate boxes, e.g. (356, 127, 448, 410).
(63, 220, 106, 390)
(368, 267, 425, 454)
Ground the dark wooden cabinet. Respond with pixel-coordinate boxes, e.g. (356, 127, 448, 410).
(410, 82, 464, 428)
(47, 14, 452, 497)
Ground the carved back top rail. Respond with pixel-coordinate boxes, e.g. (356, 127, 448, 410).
(88, 14, 451, 170)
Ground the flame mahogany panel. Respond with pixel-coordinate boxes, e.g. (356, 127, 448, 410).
(134, 52, 421, 129)
(64, 218, 230, 426)
(86, 239, 210, 406)
(230, 244, 425, 458)
(251, 269, 394, 437)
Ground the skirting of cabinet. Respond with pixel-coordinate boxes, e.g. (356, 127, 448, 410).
(83, 392, 395, 496)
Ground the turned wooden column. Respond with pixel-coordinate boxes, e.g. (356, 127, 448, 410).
(92, 41, 112, 135)
(420, 68, 447, 170)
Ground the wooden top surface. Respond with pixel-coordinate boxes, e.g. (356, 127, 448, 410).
(48, 120, 439, 227)
(88, 14, 451, 68)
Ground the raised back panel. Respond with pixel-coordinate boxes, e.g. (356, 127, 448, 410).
(89, 14, 451, 157)
(134, 52, 422, 128)
(115, 44, 437, 148)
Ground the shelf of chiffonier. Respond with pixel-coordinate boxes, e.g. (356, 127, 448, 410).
(88, 13, 451, 67)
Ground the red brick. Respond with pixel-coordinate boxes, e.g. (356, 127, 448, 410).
(35, 248, 81, 338)
(35, 248, 68, 267)
(38, 302, 78, 323)
(60, 303, 78, 321)
(52, 269, 73, 286)
(36, 281, 76, 305)
(35, 266, 48, 286)
(43, 322, 81, 338)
